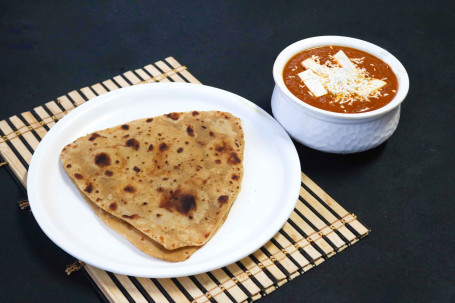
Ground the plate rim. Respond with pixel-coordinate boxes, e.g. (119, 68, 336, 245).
(27, 82, 301, 278)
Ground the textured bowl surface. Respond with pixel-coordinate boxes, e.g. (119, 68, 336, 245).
(272, 86, 401, 153)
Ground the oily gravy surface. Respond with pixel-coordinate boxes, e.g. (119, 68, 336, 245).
(283, 46, 398, 113)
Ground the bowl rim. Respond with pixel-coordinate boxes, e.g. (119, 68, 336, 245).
(273, 35, 410, 120)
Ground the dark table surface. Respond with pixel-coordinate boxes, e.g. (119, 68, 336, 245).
(1, 1, 454, 302)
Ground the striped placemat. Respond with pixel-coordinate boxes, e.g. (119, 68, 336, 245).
(0, 57, 370, 303)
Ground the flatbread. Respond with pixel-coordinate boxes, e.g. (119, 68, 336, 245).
(76, 184, 236, 261)
(61, 111, 244, 253)
(79, 188, 199, 262)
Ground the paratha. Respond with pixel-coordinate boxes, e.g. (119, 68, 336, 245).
(61, 111, 244, 257)
(79, 188, 199, 262)
(76, 184, 236, 261)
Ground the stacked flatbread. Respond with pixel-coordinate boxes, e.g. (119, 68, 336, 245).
(61, 111, 244, 261)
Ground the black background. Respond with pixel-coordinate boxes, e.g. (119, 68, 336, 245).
(1, 1, 454, 302)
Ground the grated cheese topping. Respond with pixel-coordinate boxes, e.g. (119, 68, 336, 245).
(301, 51, 386, 105)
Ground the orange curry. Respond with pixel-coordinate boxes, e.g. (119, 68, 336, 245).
(283, 46, 398, 113)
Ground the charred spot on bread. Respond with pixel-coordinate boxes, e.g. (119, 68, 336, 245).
(126, 138, 140, 150)
(159, 142, 168, 151)
(166, 112, 181, 120)
(84, 183, 93, 193)
(228, 152, 241, 165)
(160, 189, 197, 216)
(218, 195, 229, 204)
(94, 152, 111, 167)
(186, 126, 195, 137)
(123, 185, 136, 193)
(88, 133, 102, 141)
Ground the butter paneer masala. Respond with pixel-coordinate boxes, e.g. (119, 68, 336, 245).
(283, 46, 398, 113)
(61, 111, 244, 261)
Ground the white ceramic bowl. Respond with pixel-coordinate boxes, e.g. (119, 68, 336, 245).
(271, 36, 409, 153)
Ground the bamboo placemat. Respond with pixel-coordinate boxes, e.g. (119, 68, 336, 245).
(0, 57, 370, 303)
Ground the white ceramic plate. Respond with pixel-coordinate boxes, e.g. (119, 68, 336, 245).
(28, 83, 301, 278)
